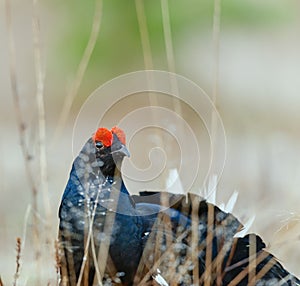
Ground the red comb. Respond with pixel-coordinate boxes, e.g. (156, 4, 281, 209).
(111, 126, 126, 145)
(92, 128, 113, 147)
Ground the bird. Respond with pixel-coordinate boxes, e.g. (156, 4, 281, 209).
(58, 127, 144, 285)
(58, 126, 300, 286)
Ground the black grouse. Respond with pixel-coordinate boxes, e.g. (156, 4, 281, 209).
(58, 126, 300, 286)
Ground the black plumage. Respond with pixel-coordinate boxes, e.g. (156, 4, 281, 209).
(134, 192, 300, 285)
(58, 127, 300, 286)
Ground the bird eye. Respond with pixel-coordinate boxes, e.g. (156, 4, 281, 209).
(95, 141, 104, 149)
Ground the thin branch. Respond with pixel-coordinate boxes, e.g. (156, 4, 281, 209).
(161, 0, 175, 74)
(135, 0, 170, 186)
(160, 0, 182, 115)
(136, 227, 191, 285)
(54, 0, 103, 143)
(210, 0, 221, 201)
(5, 0, 42, 280)
(191, 197, 200, 285)
(203, 203, 214, 286)
(5, 0, 37, 204)
(227, 251, 270, 286)
(210, 0, 222, 176)
(135, 0, 153, 70)
(32, 0, 52, 239)
(135, 0, 158, 107)
(93, 171, 123, 284)
(248, 234, 257, 283)
(212, 0, 221, 106)
(13, 237, 22, 286)
(21, 205, 32, 254)
(54, 240, 61, 286)
(77, 180, 104, 286)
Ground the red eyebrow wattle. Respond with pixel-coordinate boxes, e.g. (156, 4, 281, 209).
(111, 126, 126, 145)
(92, 128, 113, 147)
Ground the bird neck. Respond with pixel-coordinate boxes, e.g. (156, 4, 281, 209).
(111, 167, 122, 186)
(107, 167, 136, 210)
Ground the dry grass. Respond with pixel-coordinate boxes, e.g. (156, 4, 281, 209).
(13, 238, 21, 286)
(5, 0, 43, 282)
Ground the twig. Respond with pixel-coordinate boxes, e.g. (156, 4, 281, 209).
(77, 180, 104, 286)
(191, 197, 200, 285)
(203, 204, 215, 286)
(93, 170, 123, 285)
(227, 251, 270, 286)
(210, 0, 222, 177)
(5, 0, 41, 281)
(161, 0, 175, 74)
(212, 0, 221, 106)
(160, 0, 182, 119)
(135, 0, 169, 188)
(21, 205, 31, 254)
(136, 228, 190, 285)
(135, 0, 158, 107)
(135, 0, 153, 70)
(32, 0, 52, 242)
(13, 237, 22, 286)
(54, 0, 103, 143)
(5, 0, 37, 211)
(248, 234, 257, 284)
(54, 240, 61, 286)
(249, 255, 275, 284)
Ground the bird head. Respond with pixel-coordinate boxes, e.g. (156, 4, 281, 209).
(92, 126, 130, 178)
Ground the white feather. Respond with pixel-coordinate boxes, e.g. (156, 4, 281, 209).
(224, 190, 239, 213)
(152, 269, 169, 286)
(206, 174, 217, 204)
(234, 215, 256, 238)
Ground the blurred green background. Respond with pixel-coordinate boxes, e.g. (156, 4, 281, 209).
(1, 0, 300, 284)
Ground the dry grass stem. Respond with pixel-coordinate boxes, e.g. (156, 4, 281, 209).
(5, 0, 42, 282)
(21, 205, 32, 253)
(212, 0, 221, 105)
(203, 204, 214, 286)
(160, 0, 182, 120)
(137, 227, 191, 285)
(161, 0, 176, 74)
(90, 234, 103, 285)
(13, 237, 22, 286)
(135, 0, 160, 112)
(227, 250, 270, 286)
(54, 0, 103, 143)
(135, 0, 153, 70)
(191, 197, 200, 285)
(93, 170, 123, 284)
(76, 181, 103, 286)
(210, 0, 222, 177)
(54, 239, 61, 285)
(248, 234, 256, 284)
(5, 0, 38, 214)
(250, 256, 275, 284)
(32, 0, 52, 242)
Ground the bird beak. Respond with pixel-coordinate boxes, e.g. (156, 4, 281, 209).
(111, 144, 130, 157)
